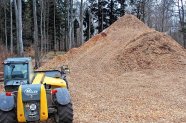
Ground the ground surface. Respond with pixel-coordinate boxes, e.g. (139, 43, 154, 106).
(1, 68, 186, 123)
(69, 68, 186, 123)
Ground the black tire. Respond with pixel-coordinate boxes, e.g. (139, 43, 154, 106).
(55, 103, 73, 123)
(0, 109, 17, 123)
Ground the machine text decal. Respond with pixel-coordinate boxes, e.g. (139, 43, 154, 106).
(24, 88, 38, 96)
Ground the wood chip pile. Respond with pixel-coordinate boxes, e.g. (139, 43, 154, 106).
(40, 15, 186, 122)
(40, 15, 185, 72)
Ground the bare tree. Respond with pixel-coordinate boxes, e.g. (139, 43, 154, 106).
(64, 0, 69, 51)
(14, 0, 19, 53)
(130, 0, 148, 22)
(148, 0, 174, 32)
(40, 0, 44, 52)
(68, 0, 74, 49)
(14, 0, 24, 56)
(43, 0, 47, 53)
(145, 0, 156, 27)
(10, 0, 13, 54)
(88, 9, 92, 40)
(177, 0, 186, 47)
(54, 0, 57, 52)
(46, 0, 50, 52)
(160, 0, 166, 32)
(3, 0, 7, 51)
(33, 0, 40, 68)
(80, 0, 84, 45)
(18, 0, 24, 56)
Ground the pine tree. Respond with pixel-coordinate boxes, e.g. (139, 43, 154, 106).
(108, 0, 119, 25)
(88, 0, 110, 33)
(83, 8, 94, 41)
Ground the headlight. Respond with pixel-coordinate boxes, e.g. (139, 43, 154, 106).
(29, 104, 37, 111)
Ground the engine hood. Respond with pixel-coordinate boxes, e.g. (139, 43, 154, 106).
(21, 84, 41, 101)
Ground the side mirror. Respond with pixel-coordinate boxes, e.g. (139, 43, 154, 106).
(61, 65, 70, 74)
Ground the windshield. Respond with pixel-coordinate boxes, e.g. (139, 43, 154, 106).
(4, 63, 28, 80)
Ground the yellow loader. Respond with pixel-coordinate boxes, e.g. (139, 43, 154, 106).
(0, 57, 73, 123)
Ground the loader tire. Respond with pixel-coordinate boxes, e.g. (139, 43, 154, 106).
(55, 102, 73, 123)
(0, 109, 17, 123)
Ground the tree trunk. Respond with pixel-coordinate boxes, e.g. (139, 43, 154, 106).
(120, 0, 125, 16)
(33, 0, 40, 68)
(183, 33, 186, 48)
(177, 0, 185, 48)
(161, 0, 166, 32)
(181, 0, 184, 24)
(69, 0, 73, 49)
(101, 1, 103, 31)
(141, 0, 146, 22)
(54, 0, 57, 52)
(43, 0, 46, 53)
(4, 1, 8, 51)
(46, 0, 50, 52)
(18, 0, 24, 56)
(71, 0, 75, 48)
(110, 0, 114, 25)
(40, 0, 43, 53)
(88, 9, 91, 40)
(10, 0, 13, 54)
(72, 19, 74, 48)
(79, 0, 83, 45)
(98, 0, 103, 33)
(181, 0, 185, 48)
(14, 0, 19, 54)
(64, 0, 68, 51)
(67, 0, 70, 50)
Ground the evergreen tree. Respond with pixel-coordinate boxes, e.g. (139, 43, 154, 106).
(83, 8, 94, 41)
(120, 0, 127, 16)
(87, 0, 110, 33)
(108, 0, 120, 25)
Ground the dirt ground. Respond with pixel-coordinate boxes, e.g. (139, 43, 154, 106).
(1, 67, 186, 122)
(68, 68, 186, 123)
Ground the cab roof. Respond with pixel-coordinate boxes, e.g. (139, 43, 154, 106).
(4, 57, 32, 64)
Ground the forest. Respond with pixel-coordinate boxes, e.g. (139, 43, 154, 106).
(0, 0, 185, 68)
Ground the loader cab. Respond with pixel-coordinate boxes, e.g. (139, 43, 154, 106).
(3, 57, 33, 91)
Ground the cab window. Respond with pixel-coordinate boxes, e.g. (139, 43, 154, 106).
(4, 64, 28, 80)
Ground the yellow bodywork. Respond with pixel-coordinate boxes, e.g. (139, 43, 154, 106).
(17, 85, 48, 122)
(17, 72, 66, 122)
(40, 85, 48, 121)
(32, 73, 67, 88)
(17, 86, 26, 122)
